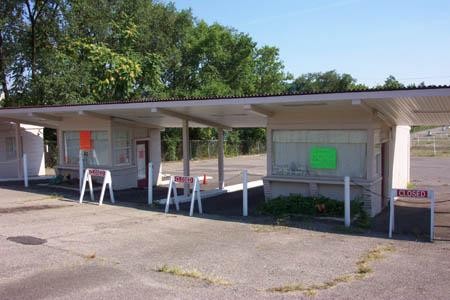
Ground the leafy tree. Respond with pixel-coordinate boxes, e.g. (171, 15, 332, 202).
(379, 75, 405, 89)
(289, 70, 367, 93)
(254, 46, 291, 94)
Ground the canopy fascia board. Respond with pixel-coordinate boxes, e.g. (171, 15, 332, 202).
(155, 108, 232, 129)
(28, 112, 62, 122)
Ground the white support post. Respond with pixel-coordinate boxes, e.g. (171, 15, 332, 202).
(182, 120, 190, 197)
(243, 169, 248, 217)
(218, 128, 225, 190)
(15, 122, 22, 178)
(344, 176, 350, 227)
(148, 162, 153, 205)
(389, 190, 396, 238)
(433, 136, 436, 156)
(430, 191, 435, 241)
(79, 150, 84, 193)
(23, 154, 28, 188)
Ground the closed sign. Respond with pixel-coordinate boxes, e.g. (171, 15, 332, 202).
(396, 189, 428, 198)
(88, 169, 106, 177)
(174, 176, 194, 184)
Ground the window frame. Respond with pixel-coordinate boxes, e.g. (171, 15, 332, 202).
(62, 130, 110, 167)
(271, 129, 368, 179)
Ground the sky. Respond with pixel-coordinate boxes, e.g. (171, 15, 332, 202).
(169, 0, 450, 87)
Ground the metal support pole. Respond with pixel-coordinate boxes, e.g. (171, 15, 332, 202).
(430, 191, 435, 241)
(344, 176, 350, 227)
(389, 190, 395, 238)
(23, 154, 28, 188)
(79, 150, 84, 193)
(182, 120, 190, 197)
(148, 162, 153, 205)
(243, 169, 248, 217)
(218, 128, 225, 190)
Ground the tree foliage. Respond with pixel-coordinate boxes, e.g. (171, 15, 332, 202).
(0, 1, 423, 160)
(289, 70, 367, 93)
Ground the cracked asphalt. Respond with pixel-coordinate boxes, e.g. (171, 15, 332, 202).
(0, 156, 449, 299)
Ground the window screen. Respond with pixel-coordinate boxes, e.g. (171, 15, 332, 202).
(272, 130, 367, 178)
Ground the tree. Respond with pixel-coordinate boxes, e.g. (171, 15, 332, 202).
(253, 46, 291, 94)
(380, 75, 405, 89)
(289, 70, 367, 93)
(23, 0, 61, 81)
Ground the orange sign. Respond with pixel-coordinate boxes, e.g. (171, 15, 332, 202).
(79, 131, 92, 150)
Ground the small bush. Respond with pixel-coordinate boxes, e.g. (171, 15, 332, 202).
(258, 194, 365, 219)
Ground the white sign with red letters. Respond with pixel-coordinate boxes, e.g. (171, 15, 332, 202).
(174, 176, 195, 184)
(79, 168, 115, 205)
(389, 188, 434, 241)
(165, 176, 202, 216)
(396, 189, 428, 198)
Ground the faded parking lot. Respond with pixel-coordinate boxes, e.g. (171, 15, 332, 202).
(0, 157, 450, 299)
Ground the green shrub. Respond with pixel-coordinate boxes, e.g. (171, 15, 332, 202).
(258, 194, 365, 219)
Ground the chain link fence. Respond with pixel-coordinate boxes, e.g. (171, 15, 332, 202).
(161, 139, 266, 162)
(411, 133, 450, 156)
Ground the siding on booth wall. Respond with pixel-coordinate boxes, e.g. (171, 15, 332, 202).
(21, 125, 45, 176)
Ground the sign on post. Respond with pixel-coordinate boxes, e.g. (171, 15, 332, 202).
(389, 188, 435, 241)
(79, 168, 115, 205)
(165, 175, 202, 216)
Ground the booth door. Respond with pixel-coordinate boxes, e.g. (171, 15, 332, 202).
(136, 141, 149, 188)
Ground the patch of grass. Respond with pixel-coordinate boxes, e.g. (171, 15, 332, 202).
(406, 182, 416, 189)
(267, 283, 314, 294)
(356, 244, 395, 277)
(267, 244, 395, 296)
(251, 224, 289, 233)
(156, 265, 230, 285)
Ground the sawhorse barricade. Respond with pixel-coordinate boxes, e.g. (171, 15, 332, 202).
(389, 188, 435, 241)
(79, 168, 115, 205)
(165, 175, 202, 216)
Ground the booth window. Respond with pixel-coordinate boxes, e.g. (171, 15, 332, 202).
(272, 130, 367, 178)
(1, 137, 17, 162)
(63, 131, 109, 166)
(113, 128, 131, 165)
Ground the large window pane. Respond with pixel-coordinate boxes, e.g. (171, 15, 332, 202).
(272, 130, 367, 178)
(63, 131, 109, 166)
(113, 128, 131, 165)
(0, 137, 17, 162)
(64, 131, 80, 165)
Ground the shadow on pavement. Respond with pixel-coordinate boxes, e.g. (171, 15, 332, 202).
(0, 180, 438, 243)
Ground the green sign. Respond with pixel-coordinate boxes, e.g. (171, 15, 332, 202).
(310, 147, 337, 169)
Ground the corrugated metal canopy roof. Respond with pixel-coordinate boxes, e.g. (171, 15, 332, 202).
(1, 86, 450, 128)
